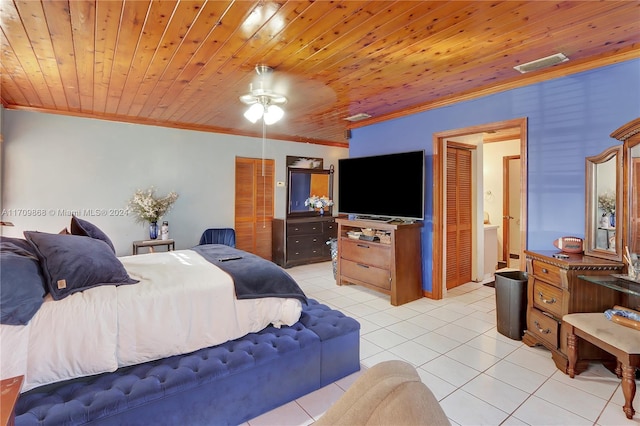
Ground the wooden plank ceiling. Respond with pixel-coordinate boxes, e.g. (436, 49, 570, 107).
(1, 1, 639, 147)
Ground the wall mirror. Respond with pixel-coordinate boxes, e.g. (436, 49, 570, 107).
(287, 167, 334, 217)
(584, 145, 623, 261)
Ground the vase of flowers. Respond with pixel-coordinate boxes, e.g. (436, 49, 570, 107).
(305, 195, 333, 216)
(149, 222, 159, 239)
(128, 187, 179, 239)
(598, 191, 615, 228)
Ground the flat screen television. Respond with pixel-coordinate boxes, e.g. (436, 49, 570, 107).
(338, 150, 425, 221)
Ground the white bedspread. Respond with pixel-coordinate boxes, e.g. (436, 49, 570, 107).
(0, 249, 302, 392)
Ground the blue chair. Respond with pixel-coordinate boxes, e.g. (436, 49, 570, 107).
(199, 228, 236, 247)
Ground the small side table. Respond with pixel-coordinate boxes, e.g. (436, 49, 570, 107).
(1, 375, 23, 426)
(132, 239, 175, 255)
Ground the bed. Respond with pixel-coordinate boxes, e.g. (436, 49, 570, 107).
(0, 217, 360, 424)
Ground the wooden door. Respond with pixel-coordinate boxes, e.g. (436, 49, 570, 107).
(503, 155, 521, 266)
(235, 157, 274, 260)
(446, 146, 472, 289)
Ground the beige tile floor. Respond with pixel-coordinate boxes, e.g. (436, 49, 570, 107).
(245, 261, 639, 426)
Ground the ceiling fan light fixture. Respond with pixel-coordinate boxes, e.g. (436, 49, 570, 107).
(239, 65, 288, 125)
(244, 103, 264, 123)
(264, 104, 284, 125)
(240, 65, 287, 125)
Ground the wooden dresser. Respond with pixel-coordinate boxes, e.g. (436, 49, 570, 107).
(522, 250, 624, 373)
(336, 218, 422, 306)
(272, 216, 337, 268)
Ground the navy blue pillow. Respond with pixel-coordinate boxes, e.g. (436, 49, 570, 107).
(24, 231, 138, 301)
(70, 216, 116, 253)
(0, 235, 39, 257)
(0, 242, 46, 325)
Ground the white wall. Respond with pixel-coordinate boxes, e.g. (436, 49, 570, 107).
(1, 110, 348, 256)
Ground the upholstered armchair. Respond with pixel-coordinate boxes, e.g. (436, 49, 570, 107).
(198, 228, 236, 247)
(315, 360, 451, 426)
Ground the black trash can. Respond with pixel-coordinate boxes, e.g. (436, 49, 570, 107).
(495, 271, 529, 340)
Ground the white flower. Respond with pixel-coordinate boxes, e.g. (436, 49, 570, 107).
(305, 195, 333, 209)
(128, 187, 178, 223)
(598, 191, 616, 215)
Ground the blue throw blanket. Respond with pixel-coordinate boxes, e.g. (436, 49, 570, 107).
(192, 244, 307, 304)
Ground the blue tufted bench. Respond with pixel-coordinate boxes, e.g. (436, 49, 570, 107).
(15, 299, 360, 426)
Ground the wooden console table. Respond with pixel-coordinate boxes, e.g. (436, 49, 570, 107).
(336, 218, 422, 306)
(132, 239, 175, 255)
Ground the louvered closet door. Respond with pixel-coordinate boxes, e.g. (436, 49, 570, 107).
(235, 157, 274, 260)
(446, 147, 472, 289)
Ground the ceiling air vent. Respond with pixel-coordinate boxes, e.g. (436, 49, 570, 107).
(514, 53, 569, 74)
(344, 113, 372, 122)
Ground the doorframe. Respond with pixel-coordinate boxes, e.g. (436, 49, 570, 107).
(502, 155, 521, 264)
(432, 117, 528, 299)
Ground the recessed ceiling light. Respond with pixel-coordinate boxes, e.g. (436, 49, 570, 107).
(514, 53, 569, 74)
(344, 113, 372, 122)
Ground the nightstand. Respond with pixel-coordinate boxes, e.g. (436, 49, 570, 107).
(132, 239, 175, 255)
(1, 375, 23, 426)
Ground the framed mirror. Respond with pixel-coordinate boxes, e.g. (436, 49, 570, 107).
(286, 167, 334, 217)
(585, 145, 623, 261)
(611, 117, 640, 261)
(627, 141, 640, 256)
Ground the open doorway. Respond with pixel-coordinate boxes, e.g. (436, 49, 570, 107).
(431, 118, 528, 299)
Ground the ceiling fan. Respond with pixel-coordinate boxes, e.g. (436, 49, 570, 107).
(239, 65, 288, 125)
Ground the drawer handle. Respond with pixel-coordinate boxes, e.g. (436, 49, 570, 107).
(357, 244, 370, 249)
(538, 292, 556, 304)
(541, 268, 548, 274)
(534, 320, 551, 334)
(357, 263, 370, 269)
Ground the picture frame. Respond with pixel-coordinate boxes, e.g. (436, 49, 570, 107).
(286, 156, 323, 169)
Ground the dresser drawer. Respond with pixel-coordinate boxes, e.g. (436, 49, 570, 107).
(528, 308, 559, 348)
(287, 245, 324, 261)
(532, 280, 564, 318)
(341, 239, 390, 269)
(288, 234, 324, 252)
(341, 259, 391, 291)
(287, 222, 323, 236)
(323, 221, 337, 236)
(531, 259, 562, 285)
